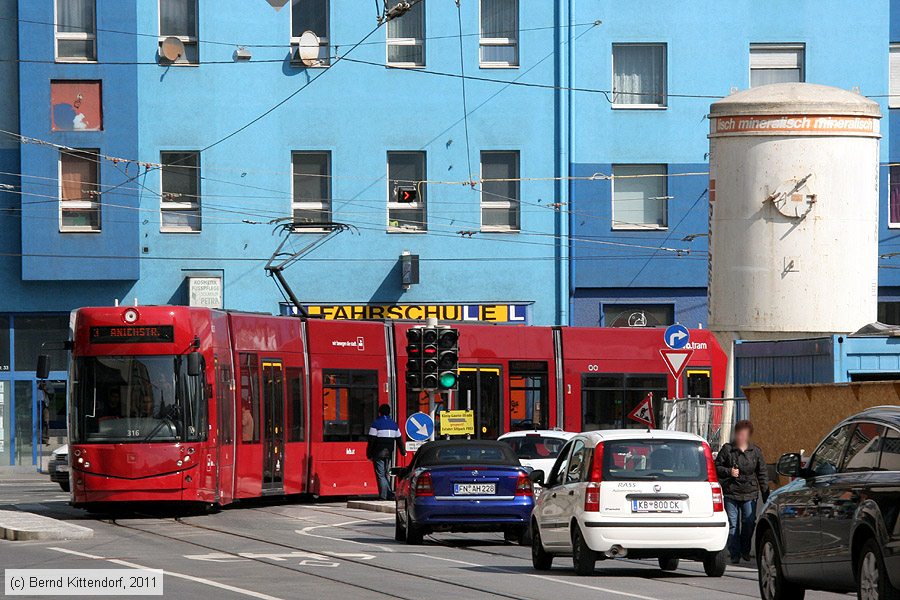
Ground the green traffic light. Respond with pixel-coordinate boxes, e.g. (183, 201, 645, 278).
(439, 372, 457, 388)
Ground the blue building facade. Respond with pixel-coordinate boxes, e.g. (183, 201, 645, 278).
(3, 0, 900, 465)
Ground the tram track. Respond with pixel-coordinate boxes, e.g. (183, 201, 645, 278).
(107, 515, 535, 600)
(248, 504, 762, 597)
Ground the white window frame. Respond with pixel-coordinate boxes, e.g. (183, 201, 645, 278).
(291, 151, 332, 232)
(480, 150, 520, 232)
(387, 151, 427, 233)
(290, 0, 330, 67)
(385, 3, 425, 68)
(479, 0, 519, 68)
(159, 151, 201, 233)
(890, 44, 900, 109)
(611, 43, 667, 109)
(749, 43, 805, 88)
(54, 0, 97, 63)
(158, 0, 199, 66)
(58, 149, 101, 233)
(610, 164, 669, 231)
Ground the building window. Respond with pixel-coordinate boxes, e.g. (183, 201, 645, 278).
(386, 0, 425, 66)
(55, 0, 96, 61)
(749, 44, 804, 87)
(292, 152, 331, 228)
(602, 304, 675, 327)
(160, 151, 201, 232)
(611, 164, 668, 229)
(891, 45, 900, 109)
(388, 151, 426, 231)
(480, 0, 518, 67)
(891, 166, 900, 228)
(612, 43, 666, 107)
(51, 80, 102, 132)
(59, 149, 100, 232)
(159, 0, 199, 64)
(291, 0, 330, 66)
(481, 151, 520, 231)
(878, 301, 900, 326)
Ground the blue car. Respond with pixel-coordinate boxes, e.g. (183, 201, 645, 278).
(393, 440, 535, 545)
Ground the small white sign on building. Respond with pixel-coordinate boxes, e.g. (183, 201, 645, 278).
(188, 277, 223, 309)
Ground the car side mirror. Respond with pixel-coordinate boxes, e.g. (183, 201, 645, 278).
(36, 354, 51, 380)
(187, 352, 202, 377)
(776, 453, 801, 478)
(528, 469, 545, 486)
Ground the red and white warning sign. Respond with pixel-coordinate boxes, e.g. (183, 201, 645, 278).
(627, 393, 655, 428)
(659, 349, 694, 380)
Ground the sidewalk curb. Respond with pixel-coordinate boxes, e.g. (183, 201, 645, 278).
(347, 500, 395, 514)
(0, 509, 94, 541)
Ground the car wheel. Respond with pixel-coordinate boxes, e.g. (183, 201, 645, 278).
(858, 538, 900, 600)
(58, 481, 70, 493)
(405, 508, 424, 545)
(703, 550, 726, 577)
(658, 557, 679, 572)
(394, 512, 405, 542)
(757, 529, 805, 600)
(571, 524, 597, 576)
(531, 524, 553, 571)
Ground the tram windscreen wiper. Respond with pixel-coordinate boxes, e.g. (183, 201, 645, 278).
(141, 400, 180, 442)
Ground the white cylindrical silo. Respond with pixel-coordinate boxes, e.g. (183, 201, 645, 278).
(707, 83, 881, 396)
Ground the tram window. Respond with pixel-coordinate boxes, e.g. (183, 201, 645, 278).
(322, 369, 378, 442)
(509, 361, 548, 431)
(218, 364, 233, 444)
(582, 373, 666, 430)
(287, 368, 304, 442)
(240, 353, 260, 444)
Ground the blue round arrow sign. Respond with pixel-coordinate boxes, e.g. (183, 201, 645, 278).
(405, 412, 434, 442)
(664, 324, 690, 350)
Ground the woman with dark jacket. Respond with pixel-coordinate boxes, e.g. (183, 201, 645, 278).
(715, 420, 769, 564)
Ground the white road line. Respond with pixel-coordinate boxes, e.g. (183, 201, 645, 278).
(414, 553, 663, 600)
(49, 547, 284, 600)
(296, 518, 395, 553)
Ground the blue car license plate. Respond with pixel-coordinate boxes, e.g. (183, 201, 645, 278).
(453, 483, 496, 495)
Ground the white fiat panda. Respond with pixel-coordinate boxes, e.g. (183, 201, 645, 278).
(530, 430, 729, 576)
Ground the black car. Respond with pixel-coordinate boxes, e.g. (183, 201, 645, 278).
(755, 405, 900, 600)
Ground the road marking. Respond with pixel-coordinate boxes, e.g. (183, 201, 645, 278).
(50, 547, 285, 600)
(414, 553, 663, 600)
(296, 518, 395, 553)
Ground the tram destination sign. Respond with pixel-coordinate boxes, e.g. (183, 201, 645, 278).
(90, 325, 175, 344)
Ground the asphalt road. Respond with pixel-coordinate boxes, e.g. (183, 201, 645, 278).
(0, 473, 850, 600)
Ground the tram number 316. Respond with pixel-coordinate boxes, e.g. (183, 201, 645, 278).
(587, 364, 600, 372)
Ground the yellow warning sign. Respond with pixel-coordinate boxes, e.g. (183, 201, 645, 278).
(439, 410, 475, 436)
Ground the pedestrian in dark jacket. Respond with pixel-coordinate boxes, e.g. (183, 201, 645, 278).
(716, 419, 768, 564)
(366, 404, 406, 500)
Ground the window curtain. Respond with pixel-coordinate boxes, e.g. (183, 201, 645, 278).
(613, 45, 663, 105)
(613, 165, 666, 227)
(387, 1, 424, 63)
(891, 167, 900, 225)
(750, 68, 801, 88)
(292, 0, 327, 38)
(57, 0, 94, 34)
(160, 0, 197, 37)
(481, 0, 516, 39)
(60, 153, 96, 202)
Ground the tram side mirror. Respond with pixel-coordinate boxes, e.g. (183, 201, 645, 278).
(36, 354, 51, 380)
(187, 352, 202, 377)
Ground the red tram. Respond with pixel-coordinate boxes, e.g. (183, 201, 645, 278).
(66, 305, 726, 508)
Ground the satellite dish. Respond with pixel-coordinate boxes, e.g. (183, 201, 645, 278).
(160, 36, 185, 62)
(297, 30, 321, 66)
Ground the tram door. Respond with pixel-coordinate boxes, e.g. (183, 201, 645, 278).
(457, 367, 502, 439)
(261, 361, 285, 492)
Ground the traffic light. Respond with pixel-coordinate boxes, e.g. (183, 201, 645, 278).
(396, 185, 418, 203)
(437, 327, 459, 390)
(405, 327, 423, 390)
(421, 327, 439, 389)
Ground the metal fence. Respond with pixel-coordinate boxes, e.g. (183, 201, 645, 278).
(660, 398, 750, 452)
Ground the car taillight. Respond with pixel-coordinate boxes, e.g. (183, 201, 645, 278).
(702, 443, 724, 512)
(584, 442, 604, 512)
(515, 472, 533, 497)
(414, 471, 433, 497)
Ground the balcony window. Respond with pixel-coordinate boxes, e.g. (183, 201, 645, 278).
(292, 152, 331, 228)
(291, 0, 330, 66)
(55, 0, 96, 61)
(480, 0, 518, 67)
(387, 0, 425, 66)
(388, 152, 426, 232)
(481, 151, 520, 231)
(59, 149, 100, 232)
(159, 0, 199, 64)
(160, 151, 201, 232)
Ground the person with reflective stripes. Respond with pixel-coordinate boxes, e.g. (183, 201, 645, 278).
(367, 404, 406, 500)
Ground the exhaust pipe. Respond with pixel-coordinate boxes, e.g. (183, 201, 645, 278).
(605, 545, 627, 558)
